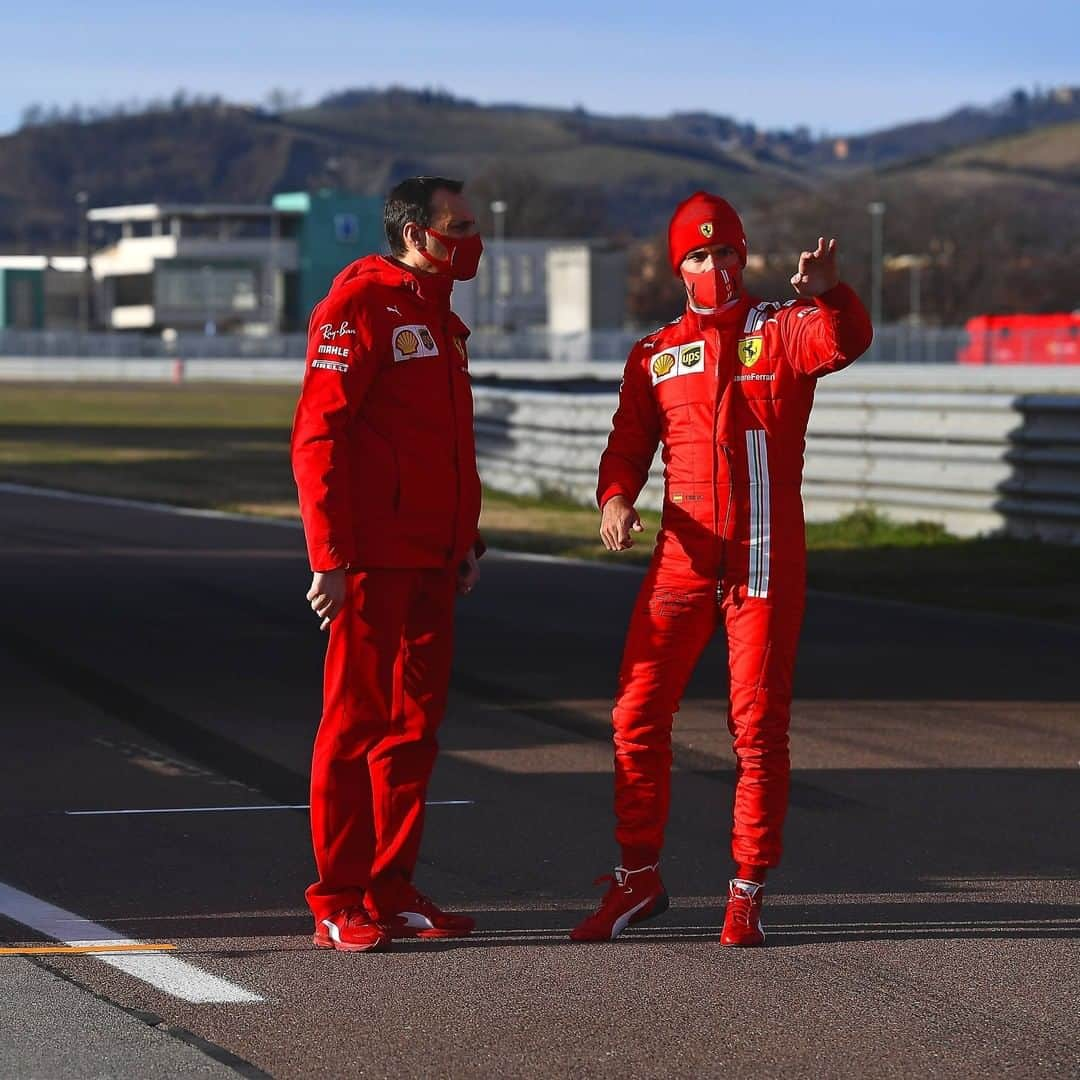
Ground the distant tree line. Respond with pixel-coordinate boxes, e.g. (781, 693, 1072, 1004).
(18, 90, 230, 129)
(17, 87, 320, 130)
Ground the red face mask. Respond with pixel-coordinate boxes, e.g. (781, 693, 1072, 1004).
(681, 264, 741, 310)
(419, 227, 484, 280)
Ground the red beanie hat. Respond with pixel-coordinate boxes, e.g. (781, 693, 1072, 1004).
(667, 191, 747, 274)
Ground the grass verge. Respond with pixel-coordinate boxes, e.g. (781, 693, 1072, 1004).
(1, 381, 1078, 623)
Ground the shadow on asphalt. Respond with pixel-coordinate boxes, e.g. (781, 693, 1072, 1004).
(82, 898, 1080, 952)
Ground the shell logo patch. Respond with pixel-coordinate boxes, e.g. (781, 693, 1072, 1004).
(652, 351, 676, 379)
(738, 336, 763, 368)
(651, 340, 706, 385)
(453, 337, 467, 361)
(700, 222, 714, 239)
(393, 324, 440, 363)
(396, 330, 419, 356)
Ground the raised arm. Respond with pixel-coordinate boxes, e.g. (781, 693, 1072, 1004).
(781, 237, 874, 377)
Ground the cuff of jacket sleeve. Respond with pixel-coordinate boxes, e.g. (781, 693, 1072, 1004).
(814, 282, 854, 311)
(597, 483, 630, 509)
(473, 535, 487, 559)
(308, 539, 351, 573)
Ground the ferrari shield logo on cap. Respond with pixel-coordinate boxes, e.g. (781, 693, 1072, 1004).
(738, 336, 763, 368)
(700, 222, 714, 239)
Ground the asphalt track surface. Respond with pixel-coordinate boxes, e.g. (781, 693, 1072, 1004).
(0, 485, 1077, 1079)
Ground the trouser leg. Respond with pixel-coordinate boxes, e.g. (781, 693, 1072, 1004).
(611, 560, 718, 867)
(367, 567, 457, 901)
(721, 570, 805, 870)
(305, 570, 411, 921)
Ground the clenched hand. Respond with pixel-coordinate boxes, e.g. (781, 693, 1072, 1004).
(307, 568, 347, 632)
(600, 495, 645, 552)
(457, 549, 480, 596)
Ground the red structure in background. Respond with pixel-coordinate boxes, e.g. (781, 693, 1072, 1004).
(958, 313, 1080, 364)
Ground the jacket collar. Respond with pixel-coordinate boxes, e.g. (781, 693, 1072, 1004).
(683, 294, 752, 333)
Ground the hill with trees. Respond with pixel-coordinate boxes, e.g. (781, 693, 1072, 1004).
(1, 84, 1077, 322)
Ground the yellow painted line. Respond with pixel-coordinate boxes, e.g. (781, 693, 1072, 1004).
(0, 943, 177, 956)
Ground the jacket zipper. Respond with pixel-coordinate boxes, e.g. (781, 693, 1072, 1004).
(713, 329, 733, 601)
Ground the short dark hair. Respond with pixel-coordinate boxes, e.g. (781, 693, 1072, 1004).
(384, 176, 465, 256)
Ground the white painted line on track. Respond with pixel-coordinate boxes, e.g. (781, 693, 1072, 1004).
(0, 482, 300, 528)
(0, 881, 262, 1004)
(65, 800, 475, 816)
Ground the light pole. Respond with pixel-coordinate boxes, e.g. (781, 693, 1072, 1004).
(867, 201, 885, 332)
(75, 190, 89, 334)
(201, 264, 215, 336)
(883, 254, 932, 323)
(490, 199, 507, 330)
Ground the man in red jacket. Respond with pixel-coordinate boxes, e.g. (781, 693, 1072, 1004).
(571, 191, 873, 947)
(291, 176, 484, 952)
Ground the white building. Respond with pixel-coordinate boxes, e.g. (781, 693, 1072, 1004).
(546, 245, 628, 335)
(453, 238, 628, 335)
(87, 203, 300, 334)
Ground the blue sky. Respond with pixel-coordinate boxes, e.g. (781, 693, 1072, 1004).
(2, 1, 1077, 136)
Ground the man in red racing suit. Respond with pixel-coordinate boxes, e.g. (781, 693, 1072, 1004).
(571, 191, 872, 947)
(292, 177, 484, 952)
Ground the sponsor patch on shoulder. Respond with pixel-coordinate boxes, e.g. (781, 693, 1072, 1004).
(651, 349, 678, 384)
(393, 324, 440, 363)
(650, 339, 706, 385)
(311, 358, 349, 373)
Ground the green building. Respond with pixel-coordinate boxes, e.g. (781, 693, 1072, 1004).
(273, 190, 385, 327)
(0, 259, 46, 329)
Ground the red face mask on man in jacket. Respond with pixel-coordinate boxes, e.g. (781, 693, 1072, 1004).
(418, 226, 484, 280)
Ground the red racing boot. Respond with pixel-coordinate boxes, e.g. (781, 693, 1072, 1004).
(570, 864, 669, 942)
(313, 908, 391, 953)
(367, 881, 475, 940)
(720, 878, 766, 947)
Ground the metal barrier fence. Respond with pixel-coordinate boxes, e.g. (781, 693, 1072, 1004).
(3, 323, 1072, 364)
(472, 365, 1080, 543)
(2, 353, 1080, 542)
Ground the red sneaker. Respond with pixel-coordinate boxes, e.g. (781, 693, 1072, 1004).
(368, 884, 475, 939)
(570, 864, 669, 942)
(313, 908, 390, 953)
(720, 878, 765, 947)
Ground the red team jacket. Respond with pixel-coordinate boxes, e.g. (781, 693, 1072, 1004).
(598, 284, 873, 590)
(291, 255, 483, 572)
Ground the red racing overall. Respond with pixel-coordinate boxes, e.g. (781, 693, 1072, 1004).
(598, 284, 872, 871)
(291, 254, 482, 922)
